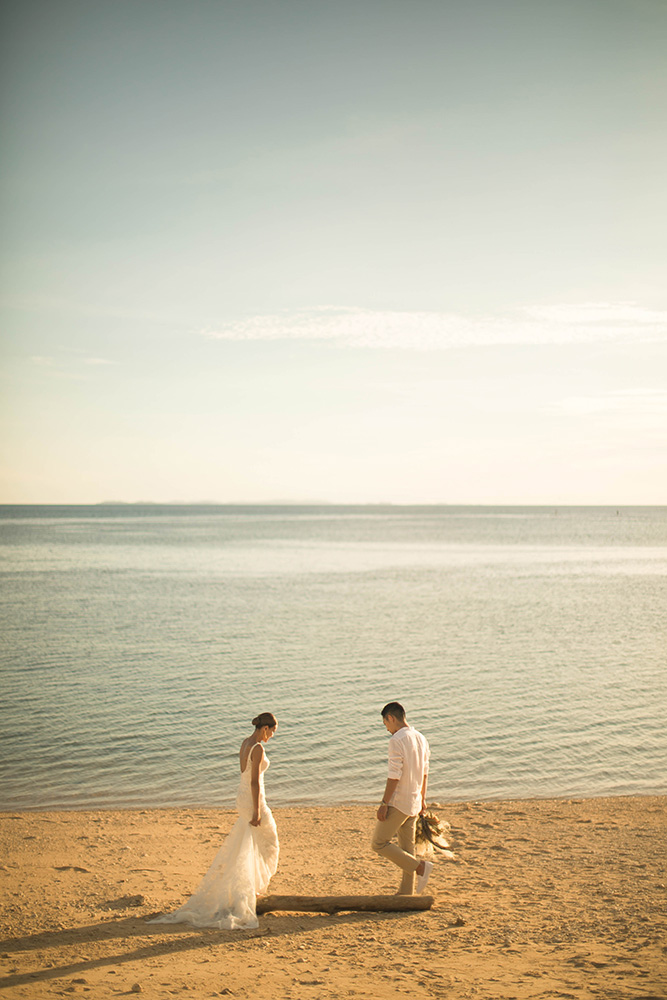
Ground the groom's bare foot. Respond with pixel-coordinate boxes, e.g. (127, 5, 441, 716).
(416, 860, 426, 876)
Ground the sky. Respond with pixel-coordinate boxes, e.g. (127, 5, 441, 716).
(1, 0, 665, 505)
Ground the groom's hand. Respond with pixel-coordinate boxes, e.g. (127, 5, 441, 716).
(376, 802, 388, 821)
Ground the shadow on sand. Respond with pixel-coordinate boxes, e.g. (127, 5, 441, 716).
(0, 905, 412, 991)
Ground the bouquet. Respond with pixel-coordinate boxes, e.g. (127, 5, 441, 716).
(415, 810, 456, 859)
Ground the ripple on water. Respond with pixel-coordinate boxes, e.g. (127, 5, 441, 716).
(1, 506, 666, 809)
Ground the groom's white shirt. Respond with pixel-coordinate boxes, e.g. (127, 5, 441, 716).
(386, 725, 430, 816)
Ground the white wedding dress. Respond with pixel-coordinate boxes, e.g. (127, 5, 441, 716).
(150, 747, 279, 930)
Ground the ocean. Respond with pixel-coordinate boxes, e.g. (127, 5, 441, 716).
(1, 505, 665, 811)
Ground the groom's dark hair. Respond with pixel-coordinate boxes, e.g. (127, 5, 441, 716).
(381, 701, 406, 721)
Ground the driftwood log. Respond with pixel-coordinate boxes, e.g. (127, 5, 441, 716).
(256, 894, 434, 914)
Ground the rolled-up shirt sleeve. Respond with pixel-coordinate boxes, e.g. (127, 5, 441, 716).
(387, 742, 403, 779)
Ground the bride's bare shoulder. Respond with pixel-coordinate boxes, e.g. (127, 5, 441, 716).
(239, 738, 264, 771)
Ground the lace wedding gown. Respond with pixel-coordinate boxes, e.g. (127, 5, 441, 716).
(151, 749, 279, 930)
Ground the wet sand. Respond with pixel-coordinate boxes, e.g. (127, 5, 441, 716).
(1, 796, 665, 998)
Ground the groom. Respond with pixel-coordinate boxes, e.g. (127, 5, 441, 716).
(371, 702, 433, 894)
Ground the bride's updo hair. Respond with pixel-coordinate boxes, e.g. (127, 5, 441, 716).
(252, 712, 277, 730)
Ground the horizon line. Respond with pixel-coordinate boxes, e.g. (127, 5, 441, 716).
(0, 501, 664, 510)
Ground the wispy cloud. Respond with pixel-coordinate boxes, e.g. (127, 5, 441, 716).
(553, 388, 667, 417)
(523, 303, 667, 326)
(202, 302, 667, 350)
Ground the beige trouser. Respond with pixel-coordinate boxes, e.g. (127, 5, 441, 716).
(371, 806, 419, 894)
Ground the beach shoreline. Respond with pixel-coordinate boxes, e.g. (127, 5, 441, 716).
(4, 788, 666, 812)
(1, 795, 665, 998)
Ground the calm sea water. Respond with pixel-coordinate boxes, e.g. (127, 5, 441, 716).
(1, 505, 665, 811)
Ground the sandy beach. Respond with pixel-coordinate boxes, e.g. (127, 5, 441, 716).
(1, 796, 665, 999)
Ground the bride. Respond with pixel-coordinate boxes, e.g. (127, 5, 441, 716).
(151, 712, 279, 930)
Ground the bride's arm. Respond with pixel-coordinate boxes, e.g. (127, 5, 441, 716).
(249, 743, 263, 826)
